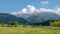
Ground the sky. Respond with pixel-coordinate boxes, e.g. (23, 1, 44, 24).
(0, 0, 60, 14)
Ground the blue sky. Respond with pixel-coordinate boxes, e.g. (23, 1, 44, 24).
(0, 0, 60, 13)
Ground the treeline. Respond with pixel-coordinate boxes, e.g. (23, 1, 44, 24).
(31, 20, 60, 27)
(0, 20, 29, 27)
(0, 20, 60, 27)
(0, 21, 19, 27)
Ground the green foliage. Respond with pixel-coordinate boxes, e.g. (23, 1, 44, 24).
(32, 20, 51, 26)
(22, 22, 29, 27)
(50, 21, 60, 27)
(7, 21, 13, 27)
(7, 21, 19, 27)
(42, 20, 50, 26)
(0, 19, 60, 27)
(0, 22, 5, 27)
(14, 21, 19, 27)
(32, 22, 41, 26)
(1, 23, 5, 27)
(25, 22, 30, 25)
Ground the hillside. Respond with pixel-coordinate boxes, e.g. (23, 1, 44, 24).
(0, 13, 27, 24)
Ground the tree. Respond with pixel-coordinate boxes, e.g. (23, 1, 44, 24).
(42, 20, 51, 26)
(7, 21, 13, 27)
(0, 23, 5, 27)
(50, 21, 60, 27)
(31, 22, 41, 27)
(13, 21, 19, 27)
(22, 22, 29, 27)
(7, 21, 19, 27)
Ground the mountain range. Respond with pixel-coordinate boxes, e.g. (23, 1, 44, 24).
(0, 13, 27, 24)
(0, 12, 60, 24)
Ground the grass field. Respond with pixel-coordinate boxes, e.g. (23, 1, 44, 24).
(0, 25, 60, 34)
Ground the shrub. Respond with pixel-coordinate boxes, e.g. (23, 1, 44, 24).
(14, 21, 19, 27)
(32, 22, 41, 26)
(7, 22, 13, 27)
(50, 21, 60, 27)
(42, 20, 50, 26)
(7, 21, 19, 27)
(1, 23, 5, 27)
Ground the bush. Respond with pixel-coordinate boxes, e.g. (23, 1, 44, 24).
(1, 23, 5, 27)
(7, 22, 13, 27)
(32, 22, 41, 26)
(7, 21, 19, 27)
(42, 20, 50, 26)
(14, 21, 19, 27)
(50, 21, 60, 27)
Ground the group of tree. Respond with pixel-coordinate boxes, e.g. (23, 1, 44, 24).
(0, 20, 29, 27)
(31, 20, 60, 27)
(0, 20, 60, 27)
(0, 21, 19, 27)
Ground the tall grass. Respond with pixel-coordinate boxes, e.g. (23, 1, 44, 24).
(0, 25, 60, 34)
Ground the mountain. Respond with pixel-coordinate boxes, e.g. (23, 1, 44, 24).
(0, 13, 27, 24)
(26, 14, 45, 23)
(14, 12, 60, 23)
(39, 12, 60, 20)
(0, 12, 60, 24)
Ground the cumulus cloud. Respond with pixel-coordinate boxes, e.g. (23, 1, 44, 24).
(21, 8, 27, 14)
(11, 5, 36, 15)
(11, 5, 60, 16)
(27, 5, 36, 14)
(27, 5, 35, 12)
(40, 1, 48, 4)
(55, 8, 60, 15)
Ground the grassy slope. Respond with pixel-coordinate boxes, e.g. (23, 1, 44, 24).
(0, 25, 60, 34)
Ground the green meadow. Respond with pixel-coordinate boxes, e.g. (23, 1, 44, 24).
(0, 25, 60, 34)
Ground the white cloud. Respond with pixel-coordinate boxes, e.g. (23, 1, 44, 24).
(11, 5, 60, 16)
(11, 5, 36, 15)
(39, 8, 60, 15)
(27, 5, 35, 14)
(21, 8, 27, 14)
(55, 8, 60, 15)
(40, 8, 53, 12)
(40, 1, 48, 4)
